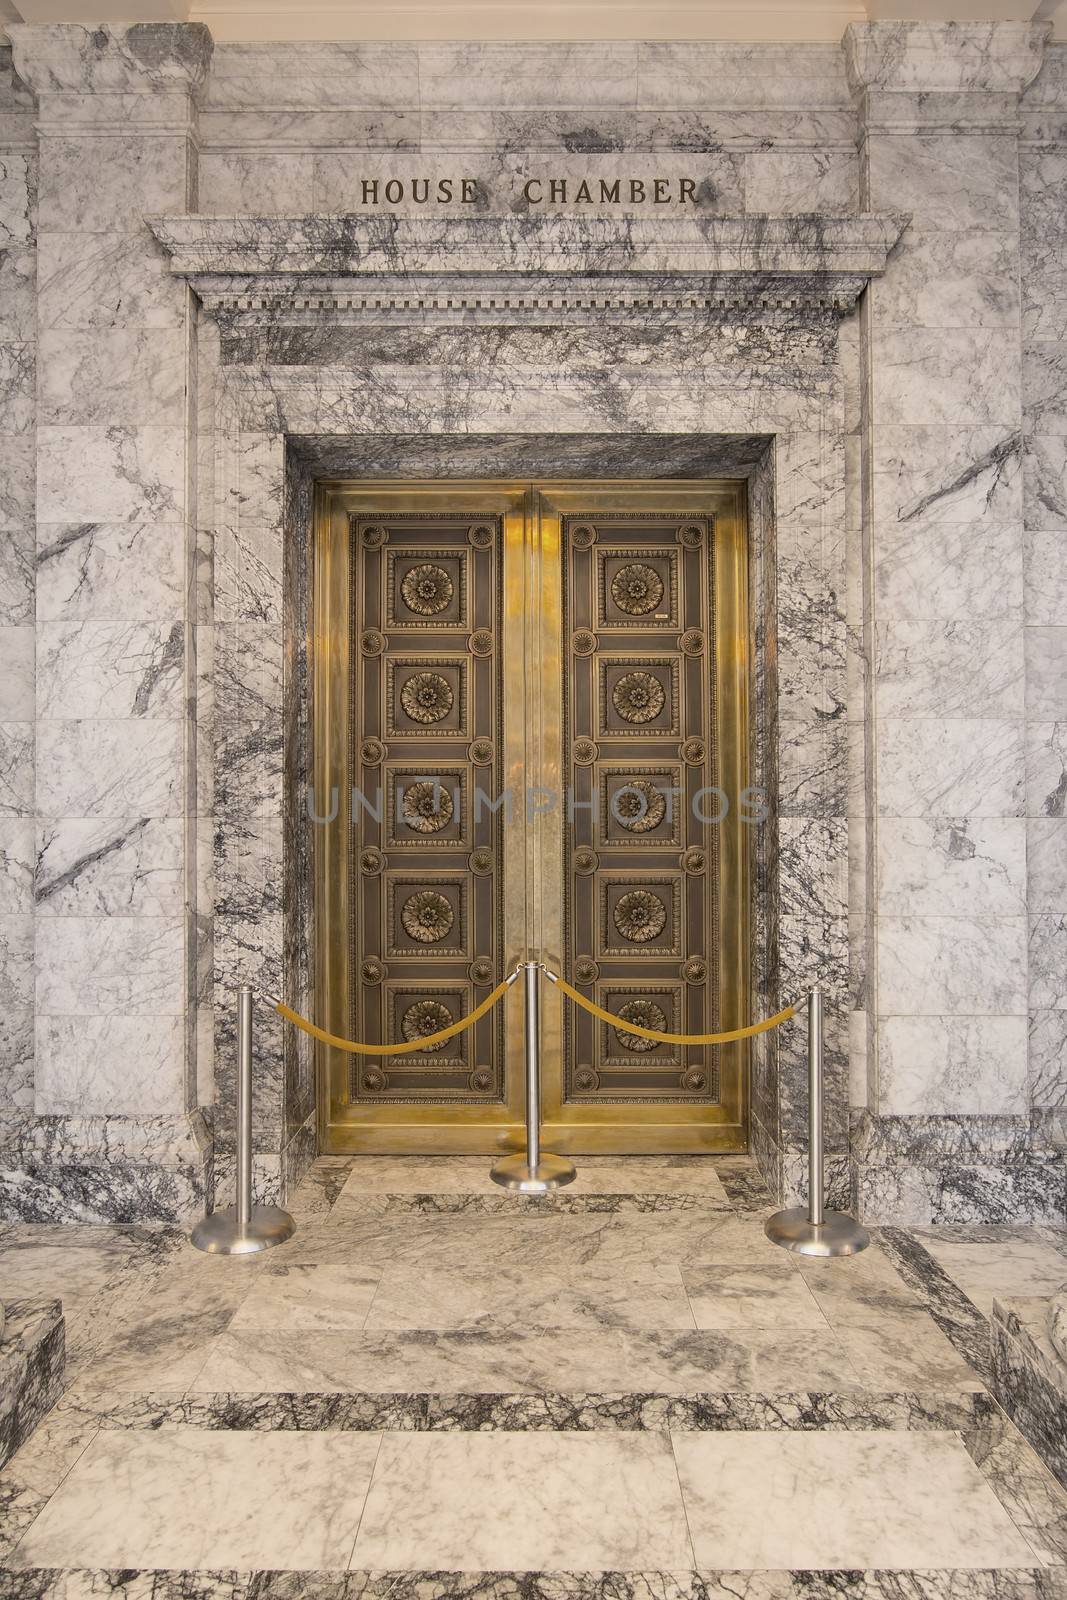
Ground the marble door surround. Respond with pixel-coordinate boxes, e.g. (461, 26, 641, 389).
(0, 19, 1061, 1227)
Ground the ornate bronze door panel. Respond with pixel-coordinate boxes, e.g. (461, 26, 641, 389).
(314, 482, 749, 1153)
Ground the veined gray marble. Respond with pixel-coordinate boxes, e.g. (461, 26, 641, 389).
(993, 1294, 1067, 1489)
(7, 21, 212, 94)
(4, 1572, 1056, 1600)
(80, 1386, 990, 1435)
(875, 1226, 995, 1381)
(147, 212, 906, 297)
(1, 20, 1065, 1224)
(330, 1193, 718, 1216)
(0, 1298, 64, 1469)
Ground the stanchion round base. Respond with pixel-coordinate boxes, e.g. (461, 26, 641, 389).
(191, 1204, 296, 1256)
(490, 1153, 577, 1194)
(764, 1206, 870, 1258)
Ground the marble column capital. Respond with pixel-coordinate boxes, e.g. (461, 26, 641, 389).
(844, 20, 1049, 102)
(7, 21, 212, 100)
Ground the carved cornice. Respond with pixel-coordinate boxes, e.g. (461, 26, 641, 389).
(844, 21, 1049, 96)
(8, 21, 213, 96)
(146, 213, 909, 323)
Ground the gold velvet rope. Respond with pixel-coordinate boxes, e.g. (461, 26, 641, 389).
(269, 966, 794, 1054)
(270, 972, 518, 1056)
(545, 970, 796, 1045)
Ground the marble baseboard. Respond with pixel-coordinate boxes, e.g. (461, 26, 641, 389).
(857, 1156, 1067, 1227)
(0, 1299, 65, 1470)
(0, 1113, 212, 1224)
(992, 1296, 1067, 1490)
(853, 1115, 1067, 1226)
(0, 1160, 206, 1225)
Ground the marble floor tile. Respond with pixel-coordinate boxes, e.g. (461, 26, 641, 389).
(0, 1236, 139, 1309)
(682, 1262, 829, 1330)
(229, 1264, 382, 1331)
(796, 1245, 926, 1323)
(555, 1213, 787, 1269)
(567, 1157, 731, 1199)
(349, 1431, 694, 1570)
(363, 1263, 696, 1333)
(672, 1430, 1038, 1569)
(298, 1214, 593, 1269)
(336, 1157, 498, 1195)
(961, 1396, 1067, 1568)
(918, 1231, 1067, 1317)
(712, 1156, 775, 1215)
(286, 1161, 356, 1220)
(522, 1327, 859, 1393)
(75, 1253, 267, 1394)
(280, 1212, 774, 1273)
(334, 1154, 732, 1200)
(190, 1328, 544, 1393)
(11, 1428, 382, 1571)
(830, 1306, 985, 1392)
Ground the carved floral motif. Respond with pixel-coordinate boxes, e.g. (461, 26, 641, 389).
(401, 890, 455, 943)
(614, 998, 668, 1053)
(610, 562, 664, 616)
(401, 563, 454, 616)
(400, 671, 454, 724)
(613, 889, 667, 943)
(613, 780, 667, 832)
(401, 998, 452, 1052)
(401, 780, 454, 833)
(612, 671, 665, 724)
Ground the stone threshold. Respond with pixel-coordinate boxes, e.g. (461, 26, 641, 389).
(331, 1193, 731, 1214)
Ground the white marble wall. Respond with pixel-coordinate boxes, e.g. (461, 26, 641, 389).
(850, 21, 1065, 1222)
(0, 42, 36, 1139)
(3, 23, 214, 1218)
(0, 20, 1063, 1223)
(1021, 45, 1067, 1152)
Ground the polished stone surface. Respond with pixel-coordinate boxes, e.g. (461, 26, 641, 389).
(2, 1156, 1067, 1587)
(14, 1429, 382, 1571)
(993, 1293, 1067, 1490)
(0, 15, 1063, 1228)
(0, 1300, 64, 1470)
(674, 1430, 1037, 1569)
(351, 1431, 693, 1572)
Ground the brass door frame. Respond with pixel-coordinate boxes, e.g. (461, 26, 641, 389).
(312, 479, 750, 1154)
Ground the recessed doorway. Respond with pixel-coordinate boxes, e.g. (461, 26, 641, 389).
(313, 481, 750, 1154)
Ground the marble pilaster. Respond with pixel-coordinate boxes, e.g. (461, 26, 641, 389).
(0, 43, 37, 1150)
(1021, 44, 1067, 1154)
(4, 23, 213, 1220)
(846, 21, 1055, 1222)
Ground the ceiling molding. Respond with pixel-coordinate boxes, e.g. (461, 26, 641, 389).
(3, 1, 1062, 44)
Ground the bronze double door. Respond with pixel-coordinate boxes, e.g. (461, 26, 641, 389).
(314, 481, 750, 1154)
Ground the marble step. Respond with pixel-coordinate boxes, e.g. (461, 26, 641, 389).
(81, 1385, 992, 1432)
(4, 1569, 1058, 1600)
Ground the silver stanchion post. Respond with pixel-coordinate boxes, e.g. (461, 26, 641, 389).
(491, 960, 576, 1195)
(192, 985, 297, 1255)
(765, 984, 869, 1258)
